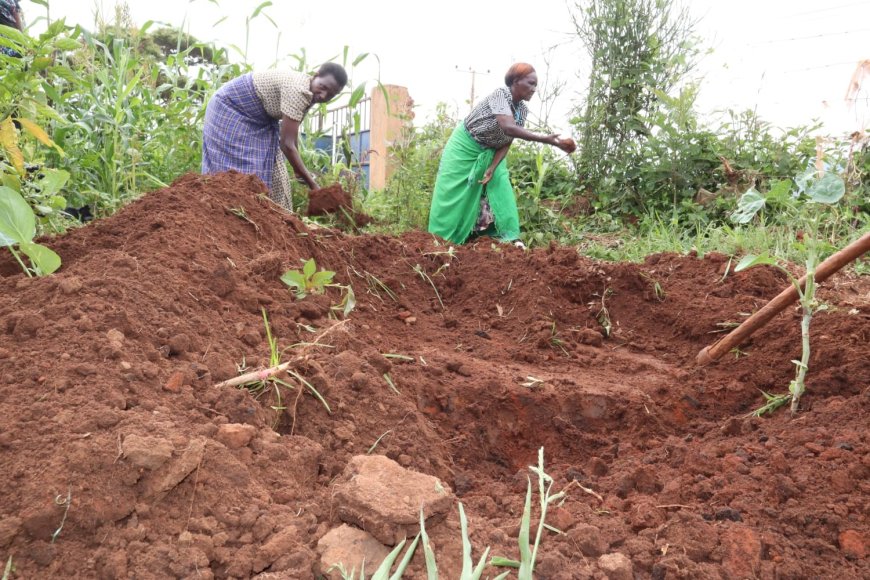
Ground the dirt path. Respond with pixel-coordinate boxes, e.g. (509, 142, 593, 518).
(0, 172, 867, 578)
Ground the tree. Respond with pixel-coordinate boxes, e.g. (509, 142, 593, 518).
(571, 0, 699, 196)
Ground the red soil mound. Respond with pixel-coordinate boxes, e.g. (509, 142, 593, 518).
(0, 171, 867, 578)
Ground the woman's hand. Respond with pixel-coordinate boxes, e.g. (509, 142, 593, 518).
(479, 167, 495, 185)
(556, 138, 577, 154)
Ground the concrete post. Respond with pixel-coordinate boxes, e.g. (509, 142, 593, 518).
(368, 85, 414, 191)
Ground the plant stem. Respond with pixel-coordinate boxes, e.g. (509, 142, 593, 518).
(791, 250, 816, 413)
(7, 246, 32, 277)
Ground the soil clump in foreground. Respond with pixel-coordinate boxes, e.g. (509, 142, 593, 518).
(0, 172, 867, 579)
(306, 183, 372, 228)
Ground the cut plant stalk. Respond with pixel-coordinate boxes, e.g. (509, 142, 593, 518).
(213, 358, 303, 389)
(697, 226, 869, 366)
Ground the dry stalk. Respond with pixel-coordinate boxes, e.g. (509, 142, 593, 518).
(560, 479, 604, 502)
(211, 319, 348, 389)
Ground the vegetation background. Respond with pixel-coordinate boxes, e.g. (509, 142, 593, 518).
(1, 0, 867, 275)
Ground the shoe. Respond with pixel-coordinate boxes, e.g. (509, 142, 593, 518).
(513, 240, 527, 250)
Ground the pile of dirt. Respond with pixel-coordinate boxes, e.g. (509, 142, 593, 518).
(0, 171, 867, 579)
(306, 183, 372, 228)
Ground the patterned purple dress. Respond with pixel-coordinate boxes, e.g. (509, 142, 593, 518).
(201, 73, 279, 192)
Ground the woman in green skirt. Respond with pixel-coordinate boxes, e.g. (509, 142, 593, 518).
(428, 63, 575, 246)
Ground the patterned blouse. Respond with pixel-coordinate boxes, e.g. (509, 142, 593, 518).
(252, 70, 314, 121)
(250, 70, 315, 209)
(464, 86, 528, 149)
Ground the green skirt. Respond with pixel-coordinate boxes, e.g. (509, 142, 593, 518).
(427, 124, 520, 244)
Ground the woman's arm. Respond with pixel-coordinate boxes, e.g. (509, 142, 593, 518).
(480, 143, 511, 185)
(279, 115, 318, 190)
(494, 114, 573, 152)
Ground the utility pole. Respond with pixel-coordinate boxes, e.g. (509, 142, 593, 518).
(455, 66, 490, 112)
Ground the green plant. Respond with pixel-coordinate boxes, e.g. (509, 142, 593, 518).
(365, 103, 455, 231)
(640, 273, 665, 301)
(280, 258, 356, 318)
(237, 310, 330, 426)
(331, 503, 510, 580)
(571, 0, 699, 211)
(491, 448, 564, 578)
(329, 283, 357, 319)
(0, 19, 79, 233)
(329, 534, 421, 580)
(3, 555, 12, 580)
(733, 170, 847, 414)
(0, 186, 62, 276)
(281, 258, 335, 298)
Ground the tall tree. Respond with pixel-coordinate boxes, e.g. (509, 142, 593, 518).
(572, 0, 698, 190)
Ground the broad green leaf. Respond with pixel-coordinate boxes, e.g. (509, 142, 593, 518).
(32, 102, 65, 122)
(47, 65, 77, 83)
(34, 168, 69, 196)
(0, 24, 26, 45)
(735, 253, 777, 272)
(349, 82, 366, 108)
(280, 270, 306, 289)
(0, 185, 35, 244)
(730, 188, 765, 224)
(794, 167, 816, 194)
(302, 258, 316, 277)
(310, 270, 334, 287)
(806, 173, 845, 204)
(53, 38, 81, 51)
(765, 179, 793, 205)
(0, 231, 13, 247)
(340, 285, 356, 318)
(32, 56, 53, 71)
(20, 241, 61, 276)
(0, 172, 20, 192)
(49, 196, 67, 210)
(352, 52, 370, 66)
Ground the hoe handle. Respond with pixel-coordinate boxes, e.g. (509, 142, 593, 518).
(696, 230, 870, 366)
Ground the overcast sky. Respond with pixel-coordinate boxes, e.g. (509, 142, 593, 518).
(21, 0, 870, 136)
